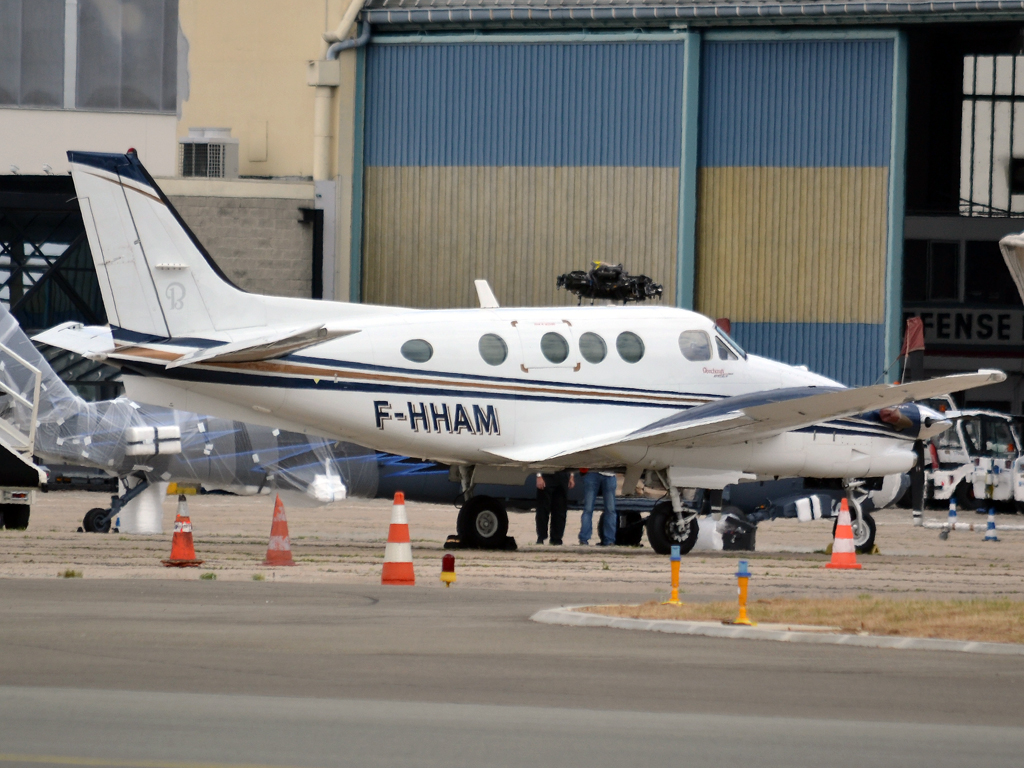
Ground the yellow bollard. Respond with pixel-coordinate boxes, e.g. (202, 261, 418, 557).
(661, 545, 683, 606)
(731, 559, 756, 626)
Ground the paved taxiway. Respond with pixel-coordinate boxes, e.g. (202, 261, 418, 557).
(1, 580, 1023, 767)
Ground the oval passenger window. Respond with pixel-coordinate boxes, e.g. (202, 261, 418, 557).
(541, 332, 569, 364)
(616, 331, 644, 363)
(678, 330, 712, 361)
(579, 332, 607, 364)
(400, 339, 433, 363)
(478, 333, 508, 366)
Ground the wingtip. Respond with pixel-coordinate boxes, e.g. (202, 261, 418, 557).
(978, 368, 1008, 384)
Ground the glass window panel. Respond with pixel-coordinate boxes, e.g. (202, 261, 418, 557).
(78, 0, 122, 109)
(20, 0, 64, 106)
(77, 0, 176, 112)
(928, 242, 960, 301)
(540, 332, 569, 364)
(400, 339, 432, 363)
(965, 240, 1023, 306)
(717, 338, 738, 361)
(616, 331, 644, 363)
(478, 334, 507, 366)
(578, 332, 606, 364)
(903, 240, 927, 304)
(120, 0, 163, 110)
(161, 0, 177, 111)
(0, 0, 21, 105)
(678, 331, 711, 361)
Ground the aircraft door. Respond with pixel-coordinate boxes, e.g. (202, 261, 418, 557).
(514, 320, 579, 373)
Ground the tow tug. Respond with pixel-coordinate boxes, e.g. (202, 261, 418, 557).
(924, 397, 1024, 511)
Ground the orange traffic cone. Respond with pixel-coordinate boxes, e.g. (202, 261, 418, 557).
(382, 491, 415, 585)
(263, 495, 295, 566)
(162, 495, 204, 567)
(825, 498, 862, 570)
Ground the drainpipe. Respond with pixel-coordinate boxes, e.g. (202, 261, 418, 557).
(311, 0, 370, 181)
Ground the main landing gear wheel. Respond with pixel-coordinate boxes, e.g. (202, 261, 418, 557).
(645, 500, 699, 555)
(82, 507, 111, 533)
(456, 495, 509, 549)
(833, 510, 876, 554)
(0, 504, 29, 530)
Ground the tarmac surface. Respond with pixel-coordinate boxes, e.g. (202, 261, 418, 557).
(1, 492, 1023, 766)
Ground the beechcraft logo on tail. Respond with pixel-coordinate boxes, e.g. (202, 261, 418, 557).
(374, 401, 499, 435)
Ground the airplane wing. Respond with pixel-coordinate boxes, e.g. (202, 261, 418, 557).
(485, 369, 1006, 463)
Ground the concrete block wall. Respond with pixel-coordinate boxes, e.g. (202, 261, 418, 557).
(168, 195, 314, 299)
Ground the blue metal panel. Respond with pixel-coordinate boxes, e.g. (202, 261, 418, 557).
(730, 322, 886, 387)
(699, 40, 893, 168)
(364, 42, 685, 167)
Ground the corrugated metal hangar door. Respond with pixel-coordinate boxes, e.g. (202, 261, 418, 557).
(696, 38, 895, 386)
(362, 40, 686, 309)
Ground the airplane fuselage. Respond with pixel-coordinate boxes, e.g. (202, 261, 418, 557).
(112, 304, 928, 482)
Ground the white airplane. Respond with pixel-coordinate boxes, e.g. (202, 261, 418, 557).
(40, 150, 1005, 554)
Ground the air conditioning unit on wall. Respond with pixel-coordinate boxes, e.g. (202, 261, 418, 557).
(179, 127, 239, 179)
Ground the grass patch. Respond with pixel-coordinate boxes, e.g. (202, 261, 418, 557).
(59, 569, 82, 579)
(252, 573, 265, 581)
(199, 572, 217, 581)
(584, 597, 1024, 644)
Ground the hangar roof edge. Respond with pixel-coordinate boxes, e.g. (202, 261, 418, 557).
(362, 0, 1024, 29)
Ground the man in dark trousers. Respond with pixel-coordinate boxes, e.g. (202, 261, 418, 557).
(535, 470, 574, 545)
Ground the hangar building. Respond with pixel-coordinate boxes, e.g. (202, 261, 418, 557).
(4, 1, 1024, 410)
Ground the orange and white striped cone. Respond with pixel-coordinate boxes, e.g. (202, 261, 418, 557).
(825, 498, 862, 570)
(263, 495, 295, 566)
(162, 495, 203, 567)
(382, 491, 415, 585)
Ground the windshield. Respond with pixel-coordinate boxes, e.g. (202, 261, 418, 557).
(714, 329, 747, 360)
(961, 416, 1018, 458)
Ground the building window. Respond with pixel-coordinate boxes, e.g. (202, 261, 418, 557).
(76, 0, 177, 112)
(960, 55, 1024, 216)
(965, 240, 1023, 306)
(903, 238, 1022, 307)
(0, 0, 65, 107)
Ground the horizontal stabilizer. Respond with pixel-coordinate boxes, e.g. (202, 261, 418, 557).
(165, 326, 358, 369)
(32, 323, 115, 360)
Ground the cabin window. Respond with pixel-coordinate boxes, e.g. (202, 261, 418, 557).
(678, 331, 712, 361)
(401, 339, 433, 363)
(716, 338, 738, 361)
(616, 331, 644, 363)
(541, 332, 569, 364)
(478, 333, 508, 366)
(579, 332, 607, 364)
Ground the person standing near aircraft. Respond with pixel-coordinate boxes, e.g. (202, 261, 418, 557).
(535, 470, 574, 545)
(580, 468, 617, 546)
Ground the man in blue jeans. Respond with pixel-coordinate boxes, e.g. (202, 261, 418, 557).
(580, 468, 617, 546)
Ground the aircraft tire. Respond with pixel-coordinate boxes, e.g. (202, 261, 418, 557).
(82, 507, 111, 534)
(456, 496, 509, 549)
(0, 504, 29, 530)
(615, 512, 644, 547)
(833, 509, 876, 554)
(954, 480, 975, 510)
(645, 501, 699, 555)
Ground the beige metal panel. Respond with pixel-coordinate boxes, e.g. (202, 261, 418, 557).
(695, 166, 889, 325)
(363, 166, 679, 309)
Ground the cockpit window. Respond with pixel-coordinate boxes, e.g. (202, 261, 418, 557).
(715, 328, 747, 359)
(716, 337, 738, 361)
(678, 331, 712, 361)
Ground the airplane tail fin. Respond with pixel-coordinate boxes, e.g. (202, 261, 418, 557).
(67, 150, 268, 339)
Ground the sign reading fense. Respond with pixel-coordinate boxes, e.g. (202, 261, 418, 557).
(903, 308, 1024, 350)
